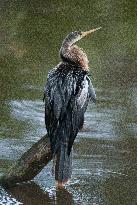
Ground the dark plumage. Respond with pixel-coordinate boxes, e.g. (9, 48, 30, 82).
(44, 27, 100, 187)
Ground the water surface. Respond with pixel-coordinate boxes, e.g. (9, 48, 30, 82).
(0, 0, 137, 204)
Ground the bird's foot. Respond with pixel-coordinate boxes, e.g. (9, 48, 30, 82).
(56, 180, 70, 189)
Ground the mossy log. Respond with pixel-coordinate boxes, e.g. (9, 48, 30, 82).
(0, 134, 52, 188)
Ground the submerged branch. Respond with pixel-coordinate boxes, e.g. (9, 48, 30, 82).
(0, 134, 52, 188)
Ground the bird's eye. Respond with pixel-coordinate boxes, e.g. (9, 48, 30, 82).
(77, 31, 82, 35)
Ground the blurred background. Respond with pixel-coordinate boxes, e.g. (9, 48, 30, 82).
(0, 0, 137, 204)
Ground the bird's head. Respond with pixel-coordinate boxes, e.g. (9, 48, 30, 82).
(62, 27, 102, 46)
(60, 27, 101, 69)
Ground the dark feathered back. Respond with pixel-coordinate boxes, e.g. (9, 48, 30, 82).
(44, 62, 96, 155)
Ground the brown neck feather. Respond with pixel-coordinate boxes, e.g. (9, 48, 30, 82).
(60, 44, 89, 71)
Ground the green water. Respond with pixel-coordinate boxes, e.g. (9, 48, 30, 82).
(0, 0, 137, 204)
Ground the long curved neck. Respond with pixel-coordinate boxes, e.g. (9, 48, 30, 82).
(60, 41, 89, 71)
(59, 42, 72, 63)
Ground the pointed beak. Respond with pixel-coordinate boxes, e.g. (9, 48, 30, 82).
(81, 27, 102, 37)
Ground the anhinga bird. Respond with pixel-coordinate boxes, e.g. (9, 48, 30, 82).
(44, 27, 101, 187)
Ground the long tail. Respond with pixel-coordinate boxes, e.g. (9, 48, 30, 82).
(54, 143, 72, 185)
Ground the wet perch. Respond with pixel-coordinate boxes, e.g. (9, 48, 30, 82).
(0, 134, 52, 188)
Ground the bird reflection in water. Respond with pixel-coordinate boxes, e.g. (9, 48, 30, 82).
(7, 182, 75, 205)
